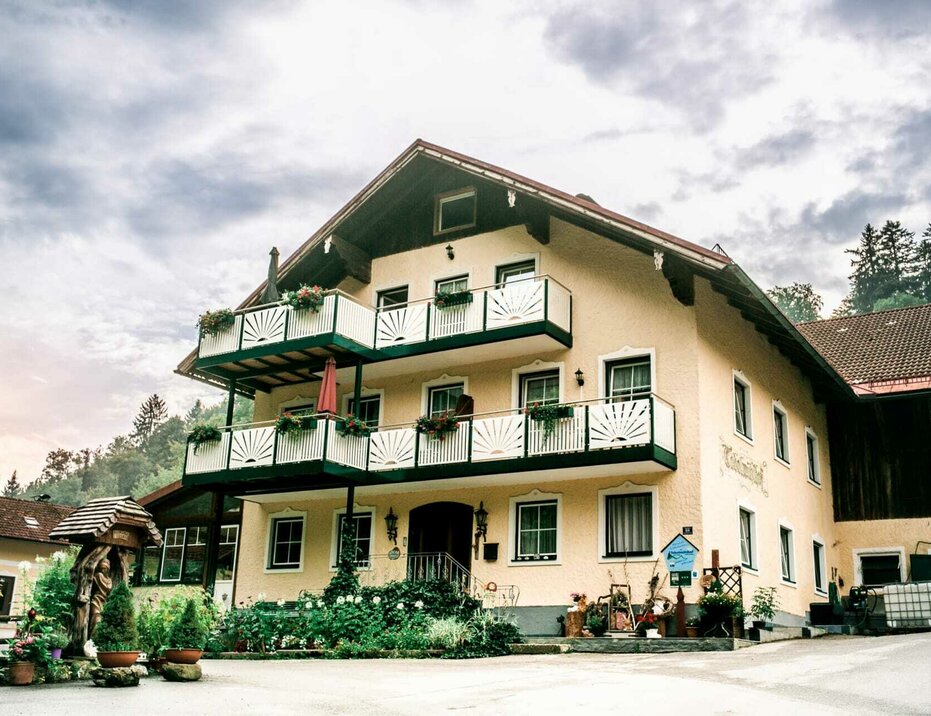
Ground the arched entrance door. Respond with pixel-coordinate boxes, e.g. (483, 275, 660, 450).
(407, 501, 473, 570)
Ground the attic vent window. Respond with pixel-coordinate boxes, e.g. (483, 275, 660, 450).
(434, 187, 477, 235)
(24, 516, 40, 528)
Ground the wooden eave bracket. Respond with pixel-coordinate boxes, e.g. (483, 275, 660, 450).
(661, 253, 695, 306)
(515, 201, 550, 244)
(325, 234, 372, 284)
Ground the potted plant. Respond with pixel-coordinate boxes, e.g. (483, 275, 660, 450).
(336, 414, 372, 438)
(46, 629, 69, 659)
(585, 607, 608, 637)
(635, 611, 660, 638)
(164, 599, 207, 665)
(275, 411, 318, 435)
(282, 284, 326, 313)
(685, 616, 701, 638)
(731, 602, 746, 639)
(415, 412, 460, 441)
(524, 402, 574, 440)
(93, 581, 141, 668)
(197, 308, 235, 336)
(187, 424, 222, 453)
(697, 590, 741, 637)
(750, 586, 779, 629)
(433, 289, 473, 309)
(7, 634, 47, 685)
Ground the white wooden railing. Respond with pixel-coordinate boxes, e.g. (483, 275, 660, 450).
(197, 276, 571, 359)
(184, 395, 675, 477)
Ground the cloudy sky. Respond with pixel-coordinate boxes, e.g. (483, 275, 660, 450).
(2, 0, 930, 483)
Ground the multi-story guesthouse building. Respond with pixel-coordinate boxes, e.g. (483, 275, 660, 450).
(169, 140, 930, 632)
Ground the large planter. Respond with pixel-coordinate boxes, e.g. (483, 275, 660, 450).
(97, 651, 141, 668)
(686, 626, 700, 638)
(164, 648, 203, 665)
(8, 661, 35, 686)
(645, 628, 661, 639)
(731, 617, 745, 640)
(565, 610, 584, 637)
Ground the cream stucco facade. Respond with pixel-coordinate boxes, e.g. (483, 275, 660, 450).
(227, 217, 838, 623)
(0, 538, 65, 638)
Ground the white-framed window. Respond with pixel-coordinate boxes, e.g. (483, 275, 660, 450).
(509, 490, 562, 564)
(806, 429, 821, 486)
(266, 511, 305, 572)
(279, 398, 316, 417)
(598, 482, 658, 561)
(216, 524, 239, 582)
(160, 527, 186, 582)
(853, 548, 906, 587)
(0, 574, 15, 617)
(812, 537, 827, 595)
(377, 285, 409, 311)
(779, 523, 796, 584)
(773, 402, 789, 465)
(421, 374, 469, 417)
(606, 356, 652, 402)
(520, 370, 560, 407)
(434, 187, 477, 235)
(495, 259, 537, 285)
(733, 371, 753, 441)
(738, 506, 757, 570)
(348, 394, 381, 427)
(435, 274, 469, 294)
(330, 507, 375, 569)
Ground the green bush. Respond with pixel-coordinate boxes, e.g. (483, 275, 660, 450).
(28, 549, 76, 632)
(444, 610, 521, 659)
(425, 617, 470, 649)
(134, 586, 222, 656)
(94, 581, 138, 652)
(168, 599, 207, 649)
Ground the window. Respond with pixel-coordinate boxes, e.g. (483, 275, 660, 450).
(335, 512, 373, 568)
(23, 516, 39, 528)
(495, 260, 536, 285)
(160, 527, 186, 582)
(780, 526, 795, 583)
(428, 383, 464, 417)
(812, 539, 826, 594)
(515, 501, 558, 562)
(773, 404, 789, 463)
(348, 395, 381, 426)
(734, 375, 752, 439)
(0, 575, 15, 617)
(806, 430, 821, 485)
(377, 285, 408, 311)
(607, 357, 652, 402)
(434, 187, 476, 234)
(268, 516, 304, 570)
(216, 525, 239, 582)
(281, 401, 315, 417)
(435, 275, 469, 294)
(141, 545, 161, 585)
(520, 371, 560, 407)
(603, 493, 653, 558)
(739, 508, 756, 569)
(859, 553, 903, 587)
(182, 525, 208, 582)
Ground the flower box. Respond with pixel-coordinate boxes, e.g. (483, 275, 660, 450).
(433, 290, 473, 309)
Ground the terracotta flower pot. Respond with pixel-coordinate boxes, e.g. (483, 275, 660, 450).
(97, 651, 141, 668)
(8, 661, 35, 686)
(686, 626, 700, 638)
(165, 648, 204, 664)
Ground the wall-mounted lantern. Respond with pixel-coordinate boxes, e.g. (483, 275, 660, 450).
(473, 501, 488, 559)
(385, 507, 399, 545)
(445, 244, 455, 260)
(575, 368, 585, 387)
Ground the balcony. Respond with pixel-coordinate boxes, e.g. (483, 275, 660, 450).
(182, 395, 676, 493)
(194, 276, 572, 385)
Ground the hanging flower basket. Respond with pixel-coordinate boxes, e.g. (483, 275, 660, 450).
(282, 284, 326, 313)
(187, 424, 222, 454)
(524, 403, 574, 440)
(275, 412, 318, 435)
(198, 308, 235, 336)
(433, 290, 473, 309)
(336, 414, 372, 438)
(415, 412, 460, 441)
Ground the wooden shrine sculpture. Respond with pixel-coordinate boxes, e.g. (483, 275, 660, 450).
(48, 496, 162, 653)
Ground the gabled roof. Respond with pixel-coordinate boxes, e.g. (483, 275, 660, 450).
(47, 495, 162, 547)
(176, 139, 854, 401)
(137, 480, 183, 508)
(798, 303, 931, 396)
(0, 496, 74, 545)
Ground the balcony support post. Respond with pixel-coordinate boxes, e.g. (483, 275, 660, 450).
(352, 359, 363, 413)
(225, 378, 237, 426)
(204, 490, 224, 596)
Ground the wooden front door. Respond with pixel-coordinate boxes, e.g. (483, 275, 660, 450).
(407, 501, 473, 569)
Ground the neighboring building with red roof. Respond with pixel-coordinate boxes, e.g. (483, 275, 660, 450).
(0, 496, 74, 634)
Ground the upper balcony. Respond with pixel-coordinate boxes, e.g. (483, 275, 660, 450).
(182, 395, 676, 493)
(194, 276, 572, 386)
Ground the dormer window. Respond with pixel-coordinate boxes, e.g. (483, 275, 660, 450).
(23, 516, 39, 528)
(434, 187, 476, 235)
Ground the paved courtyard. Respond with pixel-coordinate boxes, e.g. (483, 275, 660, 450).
(5, 633, 930, 715)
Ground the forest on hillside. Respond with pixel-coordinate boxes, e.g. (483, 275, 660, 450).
(3, 394, 253, 506)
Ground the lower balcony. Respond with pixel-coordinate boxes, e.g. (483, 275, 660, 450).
(182, 396, 676, 494)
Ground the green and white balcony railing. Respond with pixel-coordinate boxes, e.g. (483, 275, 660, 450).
(183, 394, 676, 478)
(197, 275, 572, 360)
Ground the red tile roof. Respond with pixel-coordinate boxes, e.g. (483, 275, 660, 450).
(0, 496, 74, 545)
(798, 303, 931, 394)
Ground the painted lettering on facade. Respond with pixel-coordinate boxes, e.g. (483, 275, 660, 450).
(720, 440, 768, 496)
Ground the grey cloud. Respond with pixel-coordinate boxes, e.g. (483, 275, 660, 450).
(544, 1, 775, 130)
(892, 109, 931, 172)
(799, 189, 907, 241)
(735, 129, 816, 169)
(827, 0, 931, 36)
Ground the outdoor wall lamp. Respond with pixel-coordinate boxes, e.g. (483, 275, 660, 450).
(575, 368, 585, 387)
(473, 501, 488, 559)
(385, 507, 399, 545)
(445, 244, 455, 260)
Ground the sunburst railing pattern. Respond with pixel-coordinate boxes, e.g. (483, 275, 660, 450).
(184, 395, 674, 479)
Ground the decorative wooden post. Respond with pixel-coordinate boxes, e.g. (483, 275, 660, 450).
(676, 587, 686, 637)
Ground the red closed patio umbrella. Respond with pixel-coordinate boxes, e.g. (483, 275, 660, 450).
(317, 357, 338, 414)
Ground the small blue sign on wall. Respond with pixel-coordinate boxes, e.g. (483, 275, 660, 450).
(661, 534, 699, 573)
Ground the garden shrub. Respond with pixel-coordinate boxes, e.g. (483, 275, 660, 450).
(27, 549, 76, 632)
(135, 586, 222, 656)
(93, 581, 138, 651)
(443, 610, 522, 659)
(168, 599, 207, 649)
(425, 617, 470, 649)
